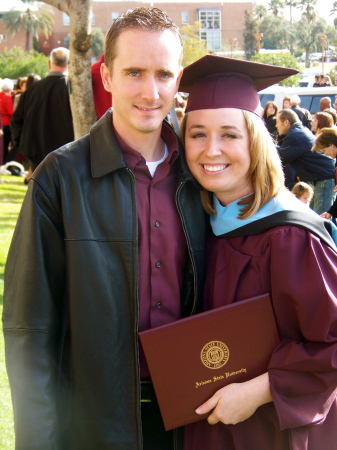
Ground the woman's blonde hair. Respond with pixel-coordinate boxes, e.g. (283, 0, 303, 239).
(181, 109, 285, 219)
(291, 181, 313, 199)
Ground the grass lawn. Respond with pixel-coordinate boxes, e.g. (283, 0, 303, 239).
(0, 175, 27, 449)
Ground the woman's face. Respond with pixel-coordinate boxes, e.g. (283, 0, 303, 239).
(323, 144, 337, 158)
(184, 108, 253, 206)
(283, 99, 291, 109)
(266, 103, 276, 117)
(311, 115, 318, 132)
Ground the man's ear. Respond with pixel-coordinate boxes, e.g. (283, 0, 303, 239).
(100, 63, 113, 93)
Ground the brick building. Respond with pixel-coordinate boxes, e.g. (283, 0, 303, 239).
(1, 0, 252, 56)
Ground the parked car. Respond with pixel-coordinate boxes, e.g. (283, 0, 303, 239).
(258, 85, 337, 114)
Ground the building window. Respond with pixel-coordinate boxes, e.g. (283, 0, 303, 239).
(112, 12, 119, 22)
(63, 13, 70, 26)
(199, 10, 220, 30)
(198, 9, 221, 51)
(64, 36, 70, 48)
(91, 13, 95, 26)
(200, 31, 221, 51)
(182, 12, 188, 24)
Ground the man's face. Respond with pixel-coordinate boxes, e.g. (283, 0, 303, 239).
(101, 29, 182, 143)
(276, 114, 290, 135)
(320, 99, 329, 111)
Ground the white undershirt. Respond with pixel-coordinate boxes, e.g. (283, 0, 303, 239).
(146, 145, 168, 177)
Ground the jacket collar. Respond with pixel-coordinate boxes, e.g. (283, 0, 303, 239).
(89, 109, 196, 184)
(90, 109, 127, 178)
(289, 121, 302, 132)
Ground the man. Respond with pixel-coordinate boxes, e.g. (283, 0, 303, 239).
(276, 108, 335, 214)
(3, 8, 206, 449)
(10, 47, 74, 170)
(320, 96, 332, 111)
(289, 94, 312, 129)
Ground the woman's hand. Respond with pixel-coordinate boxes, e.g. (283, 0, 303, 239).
(195, 372, 272, 425)
(320, 212, 332, 219)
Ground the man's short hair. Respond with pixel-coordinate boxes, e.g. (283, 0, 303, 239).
(320, 97, 331, 106)
(290, 94, 301, 105)
(104, 7, 183, 72)
(50, 47, 69, 68)
(278, 108, 300, 126)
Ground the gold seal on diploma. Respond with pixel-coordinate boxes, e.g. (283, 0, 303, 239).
(201, 341, 229, 369)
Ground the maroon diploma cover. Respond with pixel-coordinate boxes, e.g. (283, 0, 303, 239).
(139, 293, 280, 431)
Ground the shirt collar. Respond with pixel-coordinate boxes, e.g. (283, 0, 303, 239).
(115, 121, 179, 171)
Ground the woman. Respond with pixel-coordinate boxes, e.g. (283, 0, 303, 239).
(262, 101, 278, 140)
(180, 55, 337, 450)
(311, 111, 333, 135)
(282, 95, 291, 109)
(0, 78, 14, 163)
(315, 127, 337, 219)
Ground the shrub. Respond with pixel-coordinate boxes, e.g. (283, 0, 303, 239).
(251, 52, 301, 87)
(0, 47, 49, 80)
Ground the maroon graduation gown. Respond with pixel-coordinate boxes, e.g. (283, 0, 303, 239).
(184, 225, 337, 450)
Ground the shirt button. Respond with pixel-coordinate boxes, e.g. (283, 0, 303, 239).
(156, 302, 161, 309)
(155, 221, 160, 227)
(155, 262, 161, 268)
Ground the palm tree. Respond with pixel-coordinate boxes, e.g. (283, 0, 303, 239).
(284, 0, 298, 25)
(298, 0, 318, 23)
(254, 4, 268, 22)
(330, 1, 337, 17)
(3, 0, 54, 51)
(268, 0, 285, 16)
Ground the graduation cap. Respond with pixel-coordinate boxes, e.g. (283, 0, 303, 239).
(179, 55, 298, 116)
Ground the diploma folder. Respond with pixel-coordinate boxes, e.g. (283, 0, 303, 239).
(139, 293, 279, 431)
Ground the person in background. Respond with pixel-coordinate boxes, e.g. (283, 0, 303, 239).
(179, 54, 337, 450)
(276, 108, 335, 214)
(315, 127, 337, 220)
(3, 7, 206, 449)
(174, 107, 185, 127)
(0, 78, 14, 163)
(311, 111, 334, 135)
(282, 95, 291, 109)
(13, 77, 27, 110)
(320, 96, 332, 112)
(323, 75, 332, 87)
(10, 47, 74, 172)
(290, 94, 312, 129)
(91, 54, 112, 119)
(8, 73, 42, 179)
(291, 181, 314, 206)
(262, 101, 278, 140)
(323, 107, 337, 125)
(313, 74, 321, 87)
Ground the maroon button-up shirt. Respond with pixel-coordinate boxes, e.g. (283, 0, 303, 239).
(114, 122, 187, 378)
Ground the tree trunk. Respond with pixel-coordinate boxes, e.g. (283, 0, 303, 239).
(68, 0, 96, 139)
(43, 0, 96, 139)
(26, 30, 30, 51)
(305, 49, 311, 68)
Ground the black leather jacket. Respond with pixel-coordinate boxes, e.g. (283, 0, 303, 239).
(3, 111, 207, 449)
